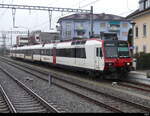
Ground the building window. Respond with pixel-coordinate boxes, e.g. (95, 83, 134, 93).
(77, 31, 85, 36)
(76, 23, 84, 30)
(144, 0, 146, 9)
(122, 23, 128, 28)
(63, 31, 66, 36)
(66, 23, 71, 30)
(135, 26, 138, 38)
(122, 32, 128, 36)
(66, 31, 71, 38)
(109, 24, 120, 32)
(143, 45, 146, 53)
(100, 23, 106, 28)
(145, 0, 149, 8)
(139, 2, 144, 10)
(143, 24, 147, 37)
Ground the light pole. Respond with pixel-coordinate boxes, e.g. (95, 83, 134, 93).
(130, 21, 136, 57)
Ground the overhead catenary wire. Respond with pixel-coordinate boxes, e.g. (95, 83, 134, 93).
(118, 9, 136, 16)
(118, 0, 137, 16)
(61, 0, 97, 17)
(78, 0, 89, 8)
(0, 0, 13, 20)
(80, 0, 102, 8)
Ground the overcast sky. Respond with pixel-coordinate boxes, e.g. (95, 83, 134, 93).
(0, 0, 139, 45)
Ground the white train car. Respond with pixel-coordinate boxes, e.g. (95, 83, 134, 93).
(10, 38, 133, 78)
(32, 45, 42, 61)
(10, 47, 15, 57)
(55, 39, 104, 71)
(40, 44, 54, 63)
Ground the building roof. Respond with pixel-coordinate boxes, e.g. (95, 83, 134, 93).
(126, 7, 150, 19)
(139, 0, 145, 3)
(58, 13, 128, 23)
(126, 9, 140, 19)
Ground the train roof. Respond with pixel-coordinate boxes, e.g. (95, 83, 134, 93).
(11, 38, 127, 50)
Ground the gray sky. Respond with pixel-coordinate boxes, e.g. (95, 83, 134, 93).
(0, 0, 139, 45)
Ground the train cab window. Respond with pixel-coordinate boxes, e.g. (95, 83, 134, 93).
(96, 48, 103, 57)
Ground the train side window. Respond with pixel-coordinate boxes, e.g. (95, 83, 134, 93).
(41, 50, 44, 55)
(81, 40, 86, 45)
(71, 41, 76, 45)
(76, 48, 86, 58)
(100, 48, 103, 57)
(76, 41, 81, 45)
(50, 49, 52, 56)
(71, 48, 75, 57)
(97, 48, 103, 57)
(46, 49, 50, 56)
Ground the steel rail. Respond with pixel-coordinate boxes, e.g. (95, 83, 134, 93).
(118, 82, 150, 93)
(0, 65, 61, 113)
(0, 84, 16, 113)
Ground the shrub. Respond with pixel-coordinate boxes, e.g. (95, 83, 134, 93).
(134, 52, 150, 70)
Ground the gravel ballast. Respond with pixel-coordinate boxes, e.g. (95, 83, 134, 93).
(0, 61, 111, 113)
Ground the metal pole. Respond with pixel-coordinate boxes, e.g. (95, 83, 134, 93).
(48, 10, 52, 30)
(90, 6, 93, 38)
(2, 34, 6, 56)
(12, 8, 16, 28)
(10, 28, 12, 47)
(48, 73, 52, 86)
(28, 30, 29, 45)
(131, 25, 134, 57)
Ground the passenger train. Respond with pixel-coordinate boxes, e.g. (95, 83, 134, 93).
(10, 38, 133, 78)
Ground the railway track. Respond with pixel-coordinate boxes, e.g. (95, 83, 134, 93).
(0, 57, 121, 113)
(0, 57, 150, 113)
(118, 81, 150, 93)
(3, 57, 150, 94)
(0, 65, 61, 113)
(0, 84, 16, 113)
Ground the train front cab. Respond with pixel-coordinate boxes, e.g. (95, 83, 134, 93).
(102, 40, 133, 78)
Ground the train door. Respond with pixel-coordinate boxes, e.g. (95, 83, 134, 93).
(53, 47, 56, 64)
(31, 49, 34, 61)
(95, 47, 104, 70)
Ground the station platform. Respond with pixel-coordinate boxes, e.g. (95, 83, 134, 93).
(130, 70, 150, 78)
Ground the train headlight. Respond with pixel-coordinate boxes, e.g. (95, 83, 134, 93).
(127, 63, 130, 66)
(109, 63, 113, 66)
(105, 62, 113, 66)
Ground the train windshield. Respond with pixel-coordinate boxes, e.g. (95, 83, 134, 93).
(104, 41, 130, 58)
(118, 42, 130, 58)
